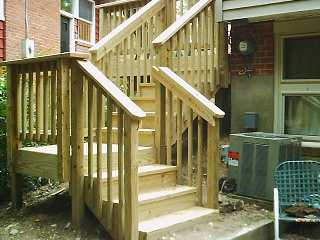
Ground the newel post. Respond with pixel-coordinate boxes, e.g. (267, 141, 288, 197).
(70, 60, 85, 228)
(7, 64, 23, 208)
(207, 119, 220, 209)
(124, 116, 139, 240)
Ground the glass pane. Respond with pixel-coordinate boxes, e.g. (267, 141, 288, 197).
(61, 0, 73, 13)
(283, 36, 320, 79)
(284, 95, 320, 136)
(79, 0, 93, 22)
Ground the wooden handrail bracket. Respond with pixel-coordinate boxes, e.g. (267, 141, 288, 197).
(152, 66, 224, 125)
(77, 60, 146, 120)
(152, 0, 213, 46)
(90, 0, 164, 60)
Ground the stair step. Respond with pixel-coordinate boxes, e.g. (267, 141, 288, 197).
(138, 207, 217, 240)
(136, 185, 197, 221)
(90, 164, 177, 199)
(132, 97, 155, 112)
(112, 111, 155, 129)
(140, 83, 155, 98)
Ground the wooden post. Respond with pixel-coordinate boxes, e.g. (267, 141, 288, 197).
(7, 65, 23, 208)
(155, 81, 166, 164)
(57, 59, 71, 182)
(71, 61, 85, 228)
(207, 120, 219, 209)
(124, 116, 139, 240)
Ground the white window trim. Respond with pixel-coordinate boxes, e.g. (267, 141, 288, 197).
(0, 0, 4, 21)
(274, 20, 320, 141)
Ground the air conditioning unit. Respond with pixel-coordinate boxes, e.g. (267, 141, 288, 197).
(228, 132, 302, 201)
(22, 38, 35, 58)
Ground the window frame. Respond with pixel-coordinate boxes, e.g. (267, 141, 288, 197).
(275, 32, 320, 141)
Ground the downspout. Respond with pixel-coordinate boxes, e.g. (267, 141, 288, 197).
(25, 0, 29, 39)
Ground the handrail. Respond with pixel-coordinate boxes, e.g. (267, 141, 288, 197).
(96, 0, 144, 8)
(152, 66, 224, 124)
(1, 52, 88, 66)
(77, 60, 146, 119)
(152, 0, 212, 46)
(90, 0, 164, 60)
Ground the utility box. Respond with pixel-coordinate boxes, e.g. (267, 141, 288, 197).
(22, 38, 35, 59)
(228, 132, 302, 201)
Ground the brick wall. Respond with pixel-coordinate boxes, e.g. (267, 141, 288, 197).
(6, 0, 60, 60)
(230, 21, 274, 76)
(0, 21, 5, 61)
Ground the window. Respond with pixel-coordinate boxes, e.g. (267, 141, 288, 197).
(79, 0, 93, 22)
(284, 95, 320, 136)
(61, 0, 73, 13)
(283, 36, 320, 80)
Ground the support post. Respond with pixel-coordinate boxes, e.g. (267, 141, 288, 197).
(57, 59, 71, 182)
(124, 117, 139, 240)
(155, 81, 166, 164)
(71, 61, 85, 228)
(7, 65, 23, 208)
(207, 120, 219, 209)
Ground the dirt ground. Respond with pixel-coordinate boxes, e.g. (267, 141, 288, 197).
(0, 183, 318, 240)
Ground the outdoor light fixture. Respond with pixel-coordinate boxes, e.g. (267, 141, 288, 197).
(237, 39, 256, 79)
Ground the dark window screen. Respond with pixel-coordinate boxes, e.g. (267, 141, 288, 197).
(79, 0, 93, 22)
(283, 36, 320, 79)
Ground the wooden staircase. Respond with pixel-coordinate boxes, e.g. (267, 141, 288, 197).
(4, 0, 229, 239)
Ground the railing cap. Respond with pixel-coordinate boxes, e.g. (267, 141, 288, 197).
(0, 52, 89, 66)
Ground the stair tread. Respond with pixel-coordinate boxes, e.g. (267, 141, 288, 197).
(19, 143, 152, 155)
(112, 111, 155, 116)
(138, 185, 196, 204)
(139, 206, 216, 233)
(87, 164, 176, 180)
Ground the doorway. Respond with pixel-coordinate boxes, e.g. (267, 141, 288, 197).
(61, 16, 70, 53)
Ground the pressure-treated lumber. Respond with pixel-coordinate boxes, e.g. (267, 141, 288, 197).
(153, 0, 213, 46)
(152, 66, 225, 125)
(124, 117, 139, 240)
(90, 0, 165, 60)
(71, 62, 85, 228)
(7, 65, 23, 208)
(76, 60, 145, 120)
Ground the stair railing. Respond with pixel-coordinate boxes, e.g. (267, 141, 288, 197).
(5, 53, 88, 193)
(152, 66, 224, 208)
(90, 0, 168, 96)
(97, 0, 150, 37)
(73, 60, 145, 239)
(153, 0, 230, 96)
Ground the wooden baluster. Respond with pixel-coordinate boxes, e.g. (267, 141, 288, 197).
(117, 109, 124, 240)
(16, 68, 22, 140)
(106, 10, 111, 34)
(123, 38, 128, 94)
(130, 33, 134, 96)
(137, 26, 141, 95)
(184, 25, 189, 82)
(200, 11, 205, 94)
(207, 120, 219, 209)
(116, 44, 120, 86)
(43, 64, 49, 142)
(197, 116, 203, 205)
(178, 30, 183, 76)
(50, 63, 57, 143)
(124, 116, 139, 240)
(191, 18, 196, 87)
(177, 98, 182, 184)
(28, 66, 34, 140)
(187, 108, 193, 186)
(71, 62, 84, 228)
(96, 89, 104, 217)
(166, 90, 173, 165)
(88, 81, 94, 188)
(106, 97, 113, 228)
(143, 21, 147, 85)
(21, 66, 26, 141)
(35, 64, 41, 141)
(196, 15, 201, 91)
(204, 7, 209, 97)
(209, 6, 215, 91)
(7, 65, 23, 208)
(155, 82, 166, 164)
